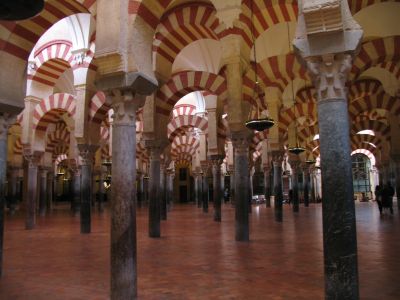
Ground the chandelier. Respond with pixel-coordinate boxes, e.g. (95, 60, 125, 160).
(0, 1, 44, 21)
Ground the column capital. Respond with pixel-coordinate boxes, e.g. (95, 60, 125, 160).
(78, 144, 98, 166)
(108, 88, 146, 126)
(305, 53, 353, 102)
(200, 161, 210, 174)
(23, 147, 43, 167)
(0, 113, 16, 141)
(209, 155, 224, 166)
(231, 132, 250, 155)
(270, 151, 284, 164)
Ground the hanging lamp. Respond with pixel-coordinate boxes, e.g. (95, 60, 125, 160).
(245, 0, 274, 132)
(287, 22, 305, 155)
(0, 0, 44, 21)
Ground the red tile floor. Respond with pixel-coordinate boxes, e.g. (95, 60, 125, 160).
(0, 201, 399, 299)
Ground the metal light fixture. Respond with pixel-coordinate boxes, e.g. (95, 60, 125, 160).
(101, 159, 112, 166)
(0, 0, 44, 21)
(306, 158, 316, 164)
(286, 23, 305, 155)
(245, 0, 275, 132)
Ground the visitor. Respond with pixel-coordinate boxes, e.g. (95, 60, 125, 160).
(382, 182, 394, 215)
(375, 185, 383, 215)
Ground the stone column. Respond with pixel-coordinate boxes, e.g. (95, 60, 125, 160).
(210, 156, 223, 222)
(47, 172, 53, 213)
(392, 159, 400, 211)
(98, 167, 106, 212)
(303, 165, 310, 207)
(39, 168, 48, 216)
(109, 89, 145, 299)
(148, 146, 161, 237)
(193, 172, 201, 207)
(0, 114, 13, 277)
(264, 167, 271, 207)
(290, 159, 300, 213)
(232, 133, 249, 241)
(78, 144, 97, 234)
(229, 166, 235, 205)
(72, 168, 81, 214)
(272, 151, 283, 222)
(160, 164, 167, 220)
(24, 153, 41, 230)
(8, 167, 19, 215)
(248, 166, 254, 214)
(200, 162, 209, 213)
(306, 55, 360, 297)
(310, 167, 316, 203)
(137, 172, 144, 208)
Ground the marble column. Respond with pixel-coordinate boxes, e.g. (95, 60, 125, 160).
(290, 159, 300, 213)
(72, 169, 81, 214)
(160, 165, 167, 220)
(264, 167, 271, 208)
(47, 172, 53, 213)
(109, 90, 145, 300)
(210, 156, 223, 222)
(78, 144, 97, 234)
(167, 171, 174, 211)
(307, 54, 359, 298)
(248, 167, 253, 214)
(24, 153, 40, 230)
(310, 168, 316, 203)
(232, 134, 249, 241)
(272, 151, 283, 222)
(148, 147, 161, 237)
(303, 165, 310, 207)
(201, 163, 209, 213)
(392, 160, 400, 211)
(39, 168, 48, 216)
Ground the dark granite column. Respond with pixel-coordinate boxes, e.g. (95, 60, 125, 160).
(264, 167, 271, 207)
(72, 169, 81, 214)
(160, 165, 167, 220)
(200, 162, 209, 213)
(309, 54, 359, 299)
(24, 153, 41, 230)
(392, 159, 400, 211)
(109, 90, 145, 300)
(9, 168, 19, 215)
(39, 168, 48, 216)
(167, 171, 174, 211)
(137, 173, 144, 208)
(229, 166, 235, 205)
(310, 167, 316, 203)
(46, 172, 53, 213)
(248, 167, 253, 214)
(193, 172, 200, 207)
(272, 151, 283, 222)
(98, 168, 105, 212)
(148, 146, 161, 237)
(232, 133, 249, 241)
(0, 115, 10, 277)
(290, 159, 300, 213)
(78, 144, 97, 234)
(303, 165, 310, 207)
(210, 156, 223, 222)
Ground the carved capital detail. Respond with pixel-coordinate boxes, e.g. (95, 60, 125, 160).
(231, 132, 249, 156)
(108, 89, 146, 126)
(271, 151, 284, 165)
(0, 113, 16, 141)
(306, 53, 352, 102)
(78, 144, 98, 166)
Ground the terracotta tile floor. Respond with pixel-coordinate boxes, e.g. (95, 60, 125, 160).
(0, 201, 399, 299)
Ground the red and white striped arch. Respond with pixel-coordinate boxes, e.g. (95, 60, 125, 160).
(351, 36, 400, 80)
(348, 79, 383, 102)
(172, 104, 196, 118)
(279, 102, 317, 136)
(89, 91, 111, 124)
(238, 1, 298, 49)
(32, 93, 76, 132)
(46, 121, 70, 153)
(29, 40, 74, 87)
(377, 61, 400, 80)
(153, 4, 223, 75)
(351, 148, 376, 166)
(243, 54, 308, 106)
(348, 92, 400, 119)
(351, 134, 383, 149)
(351, 119, 390, 140)
(55, 154, 69, 166)
(156, 71, 227, 116)
(167, 114, 208, 141)
(0, 0, 96, 61)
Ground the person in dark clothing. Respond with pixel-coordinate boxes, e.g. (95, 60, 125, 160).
(382, 182, 394, 215)
(288, 189, 293, 205)
(375, 185, 383, 215)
